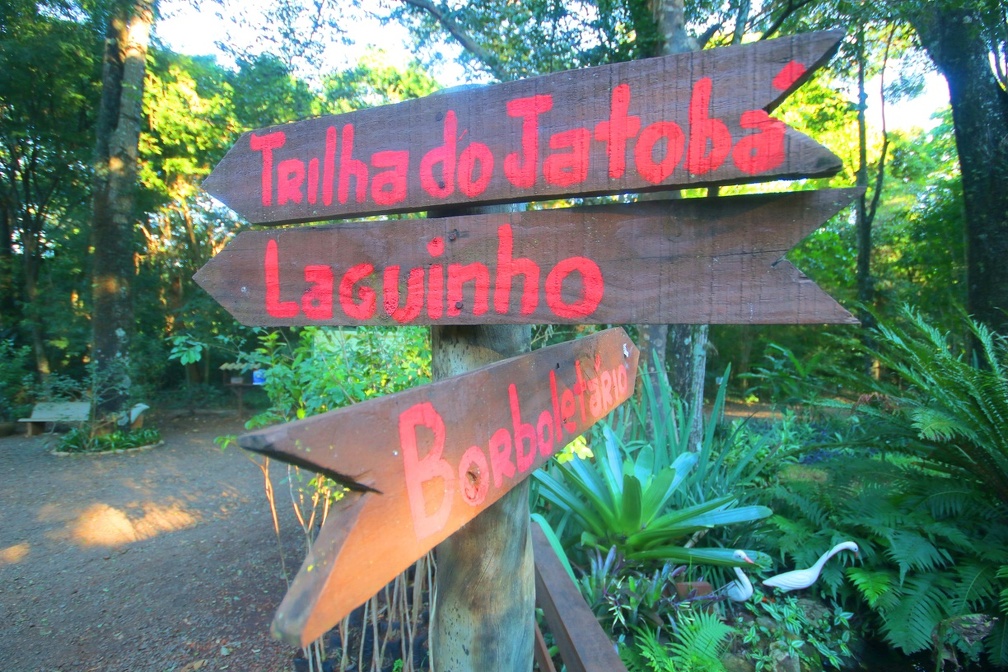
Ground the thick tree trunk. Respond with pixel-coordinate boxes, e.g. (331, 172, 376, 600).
(429, 325, 535, 672)
(906, 6, 1008, 335)
(90, 0, 153, 414)
(428, 200, 534, 671)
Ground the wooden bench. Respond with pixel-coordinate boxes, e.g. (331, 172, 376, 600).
(18, 401, 91, 436)
(531, 520, 627, 672)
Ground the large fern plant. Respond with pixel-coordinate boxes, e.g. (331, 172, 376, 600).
(846, 306, 1008, 504)
(760, 307, 1008, 667)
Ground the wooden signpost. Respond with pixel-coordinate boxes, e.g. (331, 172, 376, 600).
(195, 28, 856, 670)
(241, 327, 639, 645)
(196, 189, 859, 327)
(202, 31, 843, 224)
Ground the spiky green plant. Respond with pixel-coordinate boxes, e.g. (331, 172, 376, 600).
(533, 421, 771, 566)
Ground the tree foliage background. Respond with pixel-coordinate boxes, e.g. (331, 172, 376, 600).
(0, 0, 1002, 415)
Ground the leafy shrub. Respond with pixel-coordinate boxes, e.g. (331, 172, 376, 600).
(534, 422, 770, 565)
(842, 306, 1008, 504)
(534, 364, 772, 568)
(736, 588, 854, 671)
(58, 427, 162, 454)
(241, 326, 430, 428)
(622, 613, 736, 672)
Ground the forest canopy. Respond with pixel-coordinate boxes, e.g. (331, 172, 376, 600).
(0, 0, 1003, 412)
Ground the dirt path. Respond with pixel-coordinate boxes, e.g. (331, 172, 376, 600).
(0, 413, 309, 672)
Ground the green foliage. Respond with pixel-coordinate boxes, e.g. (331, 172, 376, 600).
(738, 589, 854, 671)
(577, 545, 684, 634)
(622, 614, 735, 672)
(140, 50, 240, 209)
(322, 50, 439, 112)
(602, 362, 797, 520)
(57, 427, 162, 454)
(229, 54, 322, 128)
(756, 446, 1008, 665)
(740, 343, 837, 407)
(534, 417, 770, 565)
(843, 306, 1008, 504)
(242, 326, 431, 428)
(0, 339, 33, 421)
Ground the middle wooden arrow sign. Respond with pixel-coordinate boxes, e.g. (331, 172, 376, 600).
(239, 327, 640, 647)
(195, 189, 859, 328)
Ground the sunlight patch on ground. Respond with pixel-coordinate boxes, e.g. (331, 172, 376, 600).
(0, 542, 30, 564)
(70, 501, 201, 547)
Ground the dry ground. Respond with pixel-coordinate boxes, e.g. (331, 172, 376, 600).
(0, 412, 309, 672)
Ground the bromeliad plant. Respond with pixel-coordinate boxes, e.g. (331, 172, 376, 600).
(534, 423, 771, 567)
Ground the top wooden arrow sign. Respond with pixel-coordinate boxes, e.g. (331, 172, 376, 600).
(203, 31, 843, 225)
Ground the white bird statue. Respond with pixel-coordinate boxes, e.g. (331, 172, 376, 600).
(723, 550, 756, 602)
(762, 541, 859, 592)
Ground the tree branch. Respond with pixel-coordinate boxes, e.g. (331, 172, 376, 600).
(867, 26, 896, 228)
(760, 0, 817, 40)
(399, 0, 509, 81)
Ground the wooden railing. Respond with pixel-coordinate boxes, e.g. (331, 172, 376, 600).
(531, 520, 627, 672)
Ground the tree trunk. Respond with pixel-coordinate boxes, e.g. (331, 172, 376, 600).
(0, 205, 13, 329)
(854, 28, 877, 374)
(428, 200, 534, 671)
(429, 325, 535, 672)
(90, 0, 153, 414)
(905, 5, 1008, 335)
(667, 323, 708, 447)
(648, 0, 707, 447)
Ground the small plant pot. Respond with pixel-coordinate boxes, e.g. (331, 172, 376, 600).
(674, 580, 713, 600)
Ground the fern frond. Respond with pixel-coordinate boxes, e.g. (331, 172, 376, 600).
(886, 530, 950, 582)
(985, 619, 1008, 667)
(880, 573, 949, 654)
(948, 561, 998, 616)
(633, 626, 673, 672)
(671, 611, 735, 661)
(768, 487, 829, 529)
(619, 638, 651, 672)
(921, 486, 980, 519)
(847, 567, 894, 608)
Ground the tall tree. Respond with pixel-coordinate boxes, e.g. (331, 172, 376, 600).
(897, 1, 1008, 335)
(0, 2, 100, 374)
(90, 0, 154, 414)
(648, 0, 709, 448)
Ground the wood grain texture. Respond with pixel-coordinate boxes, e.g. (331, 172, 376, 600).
(195, 189, 860, 327)
(532, 521, 627, 672)
(203, 31, 843, 224)
(239, 327, 639, 647)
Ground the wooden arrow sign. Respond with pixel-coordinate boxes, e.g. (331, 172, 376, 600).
(194, 189, 860, 327)
(203, 31, 844, 224)
(239, 327, 639, 646)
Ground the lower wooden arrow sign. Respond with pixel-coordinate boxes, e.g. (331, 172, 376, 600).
(194, 189, 860, 328)
(239, 327, 639, 646)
